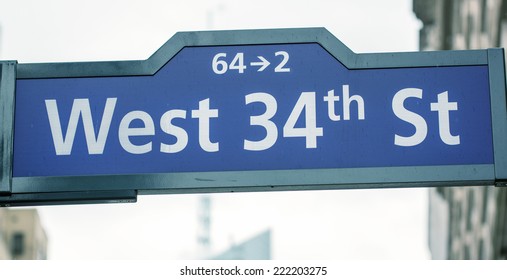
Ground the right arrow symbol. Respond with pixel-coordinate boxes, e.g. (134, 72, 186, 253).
(250, 56, 270, 72)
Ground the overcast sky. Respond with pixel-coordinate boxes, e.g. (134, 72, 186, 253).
(0, 0, 429, 259)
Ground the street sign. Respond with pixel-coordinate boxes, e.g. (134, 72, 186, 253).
(1, 28, 506, 206)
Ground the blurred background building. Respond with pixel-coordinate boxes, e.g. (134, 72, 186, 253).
(414, 0, 507, 259)
(196, 195, 212, 258)
(0, 208, 48, 260)
(195, 194, 271, 260)
(211, 229, 271, 260)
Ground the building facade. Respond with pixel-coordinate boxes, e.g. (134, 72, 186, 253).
(0, 209, 11, 259)
(414, 0, 507, 259)
(0, 208, 48, 260)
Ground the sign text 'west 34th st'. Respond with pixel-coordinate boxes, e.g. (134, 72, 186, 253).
(1, 28, 506, 206)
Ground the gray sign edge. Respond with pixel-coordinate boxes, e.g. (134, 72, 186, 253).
(4, 27, 506, 198)
(0, 61, 16, 194)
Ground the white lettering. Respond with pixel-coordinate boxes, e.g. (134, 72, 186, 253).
(323, 89, 341, 121)
(431, 91, 460, 145)
(191, 98, 219, 152)
(342, 85, 365, 120)
(118, 111, 155, 154)
(392, 88, 428, 147)
(45, 98, 116, 155)
(244, 92, 278, 151)
(160, 110, 188, 153)
(283, 92, 323, 148)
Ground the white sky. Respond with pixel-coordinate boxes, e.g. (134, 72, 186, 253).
(0, 0, 430, 259)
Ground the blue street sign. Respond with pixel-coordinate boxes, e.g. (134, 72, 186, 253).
(1, 28, 506, 206)
(13, 44, 494, 176)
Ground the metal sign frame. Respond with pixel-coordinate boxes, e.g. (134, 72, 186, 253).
(1, 28, 506, 206)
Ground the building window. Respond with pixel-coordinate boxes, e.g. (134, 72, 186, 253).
(479, 239, 486, 259)
(453, 0, 463, 34)
(464, 245, 471, 259)
(452, 200, 462, 238)
(481, 187, 489, 224)
(466, 191, 474, 231)
(11, 232, 24, 256)
(480, 0, 487, 33)
(466, 14, 474, 48)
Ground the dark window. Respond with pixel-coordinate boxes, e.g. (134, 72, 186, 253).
(11, 232, 24, 256)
